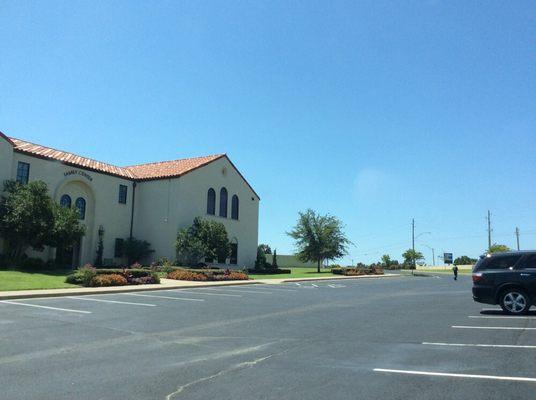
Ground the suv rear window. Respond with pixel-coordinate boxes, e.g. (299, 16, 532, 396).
(475, 255, 522, 270)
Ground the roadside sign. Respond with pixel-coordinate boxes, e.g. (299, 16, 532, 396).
(444, 252, 453, 264)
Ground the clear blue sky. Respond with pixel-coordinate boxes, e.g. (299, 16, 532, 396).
(1, 1, 535, 264)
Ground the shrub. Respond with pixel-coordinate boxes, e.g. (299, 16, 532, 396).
(65, 264, 97, 285)
(129, 262, 143, 269)
(128, 274, 160, 285)
(90, 273, 128, 287)
(19, 257, 47, 270)
(370, 266, 384, 275)
(214, 271, 249, 281)
(167, 270, 207, 281)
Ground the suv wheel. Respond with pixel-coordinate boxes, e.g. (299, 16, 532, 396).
(500, 289, 530, 315)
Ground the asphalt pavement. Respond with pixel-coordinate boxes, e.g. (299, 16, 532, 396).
(1, 274, 534, 400)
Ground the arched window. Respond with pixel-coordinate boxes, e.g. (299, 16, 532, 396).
(207, 188, 216, 215)
(75, 197, 86, 220)
(219, 188, 228, 218)
(60, 194, 72, 208)
(231, 195, 239, 220)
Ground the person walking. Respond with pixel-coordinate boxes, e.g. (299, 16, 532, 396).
(452, 265, 459, 281)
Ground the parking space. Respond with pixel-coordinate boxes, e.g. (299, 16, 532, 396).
(2, 275, 534, 399)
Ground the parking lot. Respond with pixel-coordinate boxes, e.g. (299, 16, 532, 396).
(1, 275, 535, 399)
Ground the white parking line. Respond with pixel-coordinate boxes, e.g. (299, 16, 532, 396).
(452, 325, 536, 331)
(121, 293, 204, 302)
(174, 290, 242, 298)
(67, 296, 156, 307)
(0, 300, 91, 314)
(469, 315, 536, 320)
(311, 284, 319, 288)
(327, 284, 346, 288)
(198, 288, 274, 294)
(373, 368, 536, 382)
(422, 342, 536, 349)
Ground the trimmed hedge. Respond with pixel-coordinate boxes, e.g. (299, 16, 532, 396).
(247, 268, 291, 275)
(331, 266, 384, 276)
(167, 270, 207, 281)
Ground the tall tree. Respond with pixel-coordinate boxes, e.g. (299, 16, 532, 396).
(381, 254, 392, 267)
(402, 249, 424, 269)
(488, 243, 511, 253)
(453, 255, 477, 265)
(287, 209, 351, 273)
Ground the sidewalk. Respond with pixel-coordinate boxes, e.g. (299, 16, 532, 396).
(0, 273, 400, 300)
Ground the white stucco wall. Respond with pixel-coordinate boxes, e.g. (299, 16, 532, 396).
(8, 153, 133, 266)
(1, 148, 259, 268)
(133, 156, 259, 268)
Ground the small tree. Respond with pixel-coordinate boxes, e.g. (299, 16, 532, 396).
(255, 245, 267, 269)
(287, 209, 351, 273)
(175, 217, 231, 266)
(50, 203, 86, 252)
(123, 237, 154, 265)
(272, 249, 278, 268)
(402, 249, 424, 269)
(488, 243, 510, 254)
(94, 236, 104, 267)
(381, 254, 392, 267)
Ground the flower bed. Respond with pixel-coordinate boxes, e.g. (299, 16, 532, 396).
(66, 265, 160, 287)
(166, 268, 249, 281)
(331, 266, 384, 276)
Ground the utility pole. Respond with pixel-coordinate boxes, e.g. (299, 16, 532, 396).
(487, 210, 492, 250)
(412, 218, 415, 271)
(515, 227, 520, 251)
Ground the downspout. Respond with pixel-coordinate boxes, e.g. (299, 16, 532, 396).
(129, 181, 137, 239)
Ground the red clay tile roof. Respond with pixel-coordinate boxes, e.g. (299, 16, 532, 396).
(125, 155, 225, 180)
(10, 137, 136, 179)
(7, 138, 258, 198)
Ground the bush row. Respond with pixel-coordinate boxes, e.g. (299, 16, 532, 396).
(166, 268, 249, 281)
(66, 265, 160, 287)
(331, 266, 384, 276)
(247, 268, 291, 275)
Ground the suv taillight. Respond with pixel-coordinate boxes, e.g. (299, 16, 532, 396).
(472, 272, 484, 283)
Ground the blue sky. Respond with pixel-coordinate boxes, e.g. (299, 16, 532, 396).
(1, 1, 535, 264)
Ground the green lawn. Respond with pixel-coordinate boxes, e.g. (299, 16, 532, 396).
(249, 267, 336, 280)
(0, 269, 79, 291)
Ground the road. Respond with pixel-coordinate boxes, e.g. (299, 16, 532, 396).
(1, 274, 534, 399)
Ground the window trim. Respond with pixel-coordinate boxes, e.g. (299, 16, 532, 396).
(219, 187, 228, 218)
(75, 197, 86, 220)
(16, 161, 30, 185)
(231, 195, 239, 220)
(60, 194, 72, 208)
(207, 188, 216, 215)
(119, 184, 128, 204)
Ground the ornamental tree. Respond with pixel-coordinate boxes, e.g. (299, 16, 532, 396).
(175, 217, 230, 266)
(402, 249, 424, 269)
(287, 209, 351, 273)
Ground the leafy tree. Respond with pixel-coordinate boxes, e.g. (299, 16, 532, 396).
(50, 203, 86, 251)
(258, 244, 272, 254)
(272, 249, 278, 268)
(402, 249, 424, 269)
(488, 243, 510, 254)
(175, 217, 230, 266)
(0, 180, 85, 263)
(255, 245, 268, 269)
(381, 254, 392, 267)
(453, 255, 477, 265)
(287, 209, 351, 273)
(123, 237, 154, 265)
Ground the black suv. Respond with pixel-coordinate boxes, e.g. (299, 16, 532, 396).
(472, 251, 536, 314)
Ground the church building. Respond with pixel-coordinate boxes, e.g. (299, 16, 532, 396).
(0, 132, 259, 268)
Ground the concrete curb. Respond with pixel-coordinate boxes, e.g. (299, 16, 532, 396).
(0, 280, 261, 300)
(0, 273, 401, 300)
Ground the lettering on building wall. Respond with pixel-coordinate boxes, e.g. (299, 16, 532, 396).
(64, 170, 93, 181)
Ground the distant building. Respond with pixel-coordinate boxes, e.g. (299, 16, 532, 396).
(0, 132, 259, 267)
